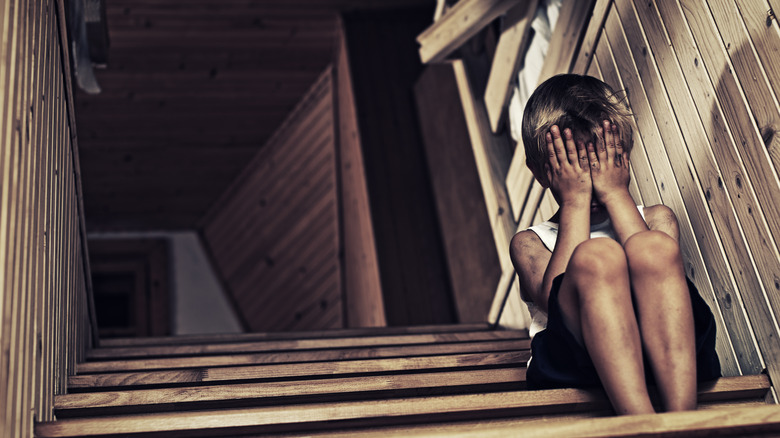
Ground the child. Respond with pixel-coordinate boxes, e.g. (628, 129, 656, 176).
(509, 74, 720, 415)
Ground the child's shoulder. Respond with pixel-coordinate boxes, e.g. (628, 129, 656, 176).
(511, 228, 547, 252)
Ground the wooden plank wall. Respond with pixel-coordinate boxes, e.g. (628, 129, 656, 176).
(503, 0, 780, 388)
(0, 0, 94, 436)
(200, 70, 343, 333)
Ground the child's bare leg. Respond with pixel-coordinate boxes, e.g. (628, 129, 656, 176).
(625, 230, 697, 412)
(557, 238, 655, 415)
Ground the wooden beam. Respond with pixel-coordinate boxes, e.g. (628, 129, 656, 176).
(417, 0, 518, 64)
(484, 1, 535, 133)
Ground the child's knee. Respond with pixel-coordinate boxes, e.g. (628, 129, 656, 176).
(624, 230, 682, 273)
(569, 238, 627, 279)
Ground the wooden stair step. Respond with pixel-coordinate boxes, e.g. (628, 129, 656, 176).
(98, 323, 498, 348)
(55, 368, 527, 417)
(70, 351, 529, 390)
(482, 404, 780, 438)
(35, 376, 770, 437)
(87, 330, 528, 360)
(280, 404, 780, 438)
(77, 339, 530, 373)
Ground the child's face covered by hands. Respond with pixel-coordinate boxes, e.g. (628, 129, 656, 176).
(544, 125, 592, 208)
(587, 120, 631, 204)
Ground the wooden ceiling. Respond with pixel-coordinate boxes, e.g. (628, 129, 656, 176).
(76, 0, 431, 231)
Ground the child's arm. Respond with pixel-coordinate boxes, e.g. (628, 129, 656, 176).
(589, 120, 648, 243)
(511, 125, 592, 312)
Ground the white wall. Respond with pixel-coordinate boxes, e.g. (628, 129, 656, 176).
(89, 231, 243, 335)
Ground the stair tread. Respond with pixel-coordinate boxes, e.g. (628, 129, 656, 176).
(36, 375, 770, 437)
(56, 368, 527, 416)
(97, 324, 499, 348)
(88, 330, 528, 360)
(70, 351, 529, 389)
(265, 400, 772, 437)
(487, 404, 780, 438)
(281, 404, 780, 438)
(78, 339, 530, 373)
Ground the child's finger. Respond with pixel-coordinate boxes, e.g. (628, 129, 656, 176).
(613, 124, 624, 167)
(546, 131, 561, 172)
(550, 125, 569, 168)
(603, 120, 616, 165)
(595, 126, 608, 164)
(587, 141, 599, 171)
(545, 162, 553, 185)
(563, 128, 579, 165)
(577, 141, 588, 170)
(550, 125, 567, 163)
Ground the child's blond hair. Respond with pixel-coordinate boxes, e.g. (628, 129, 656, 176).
(521, 74, 634, 177)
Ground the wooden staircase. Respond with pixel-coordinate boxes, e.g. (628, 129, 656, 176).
(35, 324, 780, 437)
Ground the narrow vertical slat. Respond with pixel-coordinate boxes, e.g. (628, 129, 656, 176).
(4, 0, 28, 433)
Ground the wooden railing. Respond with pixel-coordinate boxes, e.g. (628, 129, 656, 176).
(0, 1, 97, 436)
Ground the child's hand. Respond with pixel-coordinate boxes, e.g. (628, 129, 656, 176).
(588, 120, 630, 204)
(545, 125, 592, 207)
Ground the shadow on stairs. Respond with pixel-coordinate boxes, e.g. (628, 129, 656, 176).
(34, 323, 780, 437)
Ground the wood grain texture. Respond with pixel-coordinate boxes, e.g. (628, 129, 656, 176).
(200, 69, 343, 333)
(309, 403, 780, 438)
(77, 339, 531, 373)
(0, 0, 93, 435)
(605, 0, 752, 376)
(69, 351, 529, 389)
(35, 376, 771, 437)
(571, 0, 612, 75)
(56, 368, 528, 416)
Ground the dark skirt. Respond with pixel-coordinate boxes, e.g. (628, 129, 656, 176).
(526, 273, 722, 389)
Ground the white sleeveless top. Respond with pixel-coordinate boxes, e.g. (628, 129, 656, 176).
(524, 206, 646, 339)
